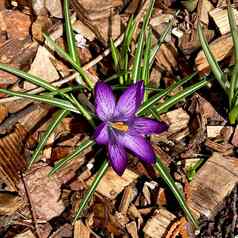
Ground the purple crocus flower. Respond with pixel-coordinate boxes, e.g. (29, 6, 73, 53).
(94, 80, 168, 176)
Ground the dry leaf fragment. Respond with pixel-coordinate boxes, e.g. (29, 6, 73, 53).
(0, 10, 31, 40)
(45, 0, 63, 18)
(18, 163, 65, 221)
(24, 46, 59, 90)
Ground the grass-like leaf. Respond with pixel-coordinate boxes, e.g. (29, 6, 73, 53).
(64, 0, 80, 64)
(49, 139, 95, 176)
(73, 160, 109, 221)
(0, 88, 79, 113)
(142, 28, 152, 87)
(132, 0, 155, 83)
(155, 157, 199, 229)
(29, 109, 68, 168)
(149, 20, 172, 66)
(0, 63, 59, 93)
(44, 33, 94, 89)
(138, 73, 197, 115)
(156, 79, 208, 114)
(197, 22, 227, 92)
(227, 2, 238, 108)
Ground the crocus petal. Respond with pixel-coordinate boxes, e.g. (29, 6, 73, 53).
(114, 81, 144, 120)
(120, 133, 156, 165)
(94, 122, 109, 144)
(132, 117, 168, 135)
(95, 81, 116, 121)
(108, 141, 127, 176)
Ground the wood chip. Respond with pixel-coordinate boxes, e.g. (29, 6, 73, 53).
(0, 192, 24, 215)
(195, 34, 233, 74)
(187, 153, 238, 219)
(209, 7, 238, 35)
(207, 125, 226, 138)
(0, 124, 27, 191)
(88, 168, 138, 200)
(197, 0, 214, 25)
(118, 185, 136, 214)
(45, 0, 63, 18)
(161, 108, 190, 134)
(231, 125, 238, 146)
(143, 208, 176, 238)
(74, 220, 90, 238)
(126, 221, 139, 238)
(14, 230, 36, 238)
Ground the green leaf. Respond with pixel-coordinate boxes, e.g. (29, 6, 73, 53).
(132, 0, 155, 83)
(155, 157, 199, 229)
(49, 139, 95, 176)
(142, 28, 153, 87)
(138, 73, 197, 115)
(110, 38, 121, 71)
(0, 63, 59, 93)
(29, 109, 68, 168)
(64, 0, 80, 64)
(227, 2, 238, 108)
(73, 160, 109, 221)
(197, 22, 227, 92)
(156, 79, 208, 114)
(44, 33, 94, 89)
(229, 104, 238, 124)
(0, 88, 79, 113)
(149, 20, 172, 66)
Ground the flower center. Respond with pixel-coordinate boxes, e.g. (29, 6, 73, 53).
(111, 121, 129, 132)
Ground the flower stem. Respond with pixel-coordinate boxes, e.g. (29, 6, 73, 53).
(155, 156, 199, 230)
(73, 159, 109, 222)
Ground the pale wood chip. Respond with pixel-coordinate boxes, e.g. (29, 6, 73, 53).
(143, 208, 176, 238)
(88, 168, 138, 200)
(195, 34, 233, 74)
(188, 153, 238, 219)
(126, 221, 139, 238)
(74, 220, 90, 238)
(209, 7, 238, 35)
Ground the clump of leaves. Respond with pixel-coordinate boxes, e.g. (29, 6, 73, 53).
(198, 2, 238, 124)
(0, 0, 207, 231)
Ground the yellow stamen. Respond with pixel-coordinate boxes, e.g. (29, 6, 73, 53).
(111, 121, 129, 132)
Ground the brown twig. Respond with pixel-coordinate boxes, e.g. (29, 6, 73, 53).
(21, 173, 41, 238)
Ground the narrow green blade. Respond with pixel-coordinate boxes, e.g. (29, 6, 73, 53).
(0, 63, 59, 92)
(73, 159, 109, 221)
(0, 88, 79, 113)
(155, 157, 199, 229)
(149, 20, 172, 66)
(29, 109, 68, 168)
(138, 73, 197, 115)
(227, 2, 238, 108)
(44, 33, 94, 89)
(132, 0, 155, 83)
(197, 22, 227, 92)
(49, 139, 95, 176)
(156, 79, 208, 114)
(64, 0, 80, 64)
